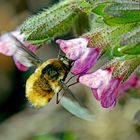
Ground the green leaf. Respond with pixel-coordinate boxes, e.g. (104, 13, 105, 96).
(105, 3, 140, 14)
(119, 43, 140, 55)
(78, 0, 93, 13)
(94, 0, 139, 4)
(104, 3, 140, 25)
(121, 26, 140, 46)
(26, 12, 77, 44)
(119, 54, 139, 61)
(104, 14, 140, 25)
(111, 44, 124, 57)
(92, 1, 140, 25)
(20, 0, 80, 45)
(92, 2, 111, 16)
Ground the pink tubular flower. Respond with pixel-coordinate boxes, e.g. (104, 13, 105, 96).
(79, 56, 140, 109)
(0, 30, 37, 71)
(56, 38, 101, 75)
(71, 47, 100, 75)
(56, 38, 88, 60)
(79, 68, 122, 108)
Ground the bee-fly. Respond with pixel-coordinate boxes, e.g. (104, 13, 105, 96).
(9, 34, 80, 108)
(26, 57, 71, 107)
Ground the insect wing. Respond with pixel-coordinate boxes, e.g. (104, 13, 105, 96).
(9, 33, 42, 66)
(59, 81, 83, 105)
(59, 81, 95, 121)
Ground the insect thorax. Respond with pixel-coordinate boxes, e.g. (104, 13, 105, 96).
(41, 58, 70, 81)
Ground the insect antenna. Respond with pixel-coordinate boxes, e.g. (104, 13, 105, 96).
(8, 33, 42, 66)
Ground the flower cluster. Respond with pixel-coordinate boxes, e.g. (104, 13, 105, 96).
(0, 31, 140, 109)
(0, 0, 139, 113)
(56, 37, 140, 109)
(0, 30, 37, 71)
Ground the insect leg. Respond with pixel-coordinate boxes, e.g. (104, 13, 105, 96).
(56, 91, 65, 104)
(65, 75, 77, 84)
(59, 81, 83, 107)
(67, 81, 79, 87)
(56, 92, 59, 104)
(56, 81, 72, 104)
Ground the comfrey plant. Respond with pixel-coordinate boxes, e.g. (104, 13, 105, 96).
(0, 0, 140, 118)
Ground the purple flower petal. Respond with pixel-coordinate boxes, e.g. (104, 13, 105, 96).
(56, 38, 88, 60)
(71, 48, 100, 75)
(92, 87, 105, 101)
(13, 57, 28, 71)
(100, 78, 121, 108)
(79, 68, 112, 101)
(79, 68, 112, 90)
(79, 68, 122, 108)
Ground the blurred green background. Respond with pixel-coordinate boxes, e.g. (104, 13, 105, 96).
(0, 0, 140, 140)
